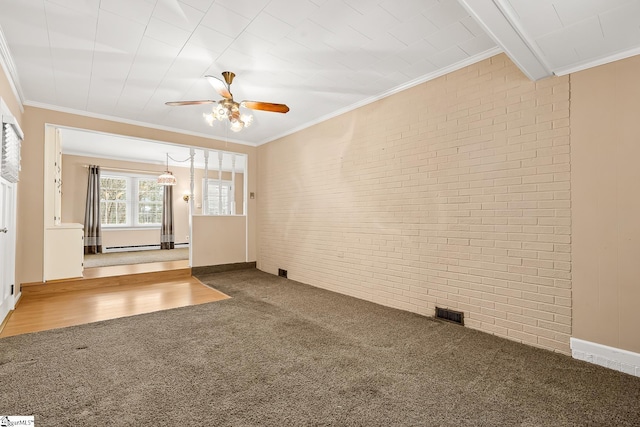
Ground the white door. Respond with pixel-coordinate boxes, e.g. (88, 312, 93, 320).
(0, 178, 16, 324)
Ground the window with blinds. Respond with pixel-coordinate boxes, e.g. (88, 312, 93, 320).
(1, 116, 23, 183)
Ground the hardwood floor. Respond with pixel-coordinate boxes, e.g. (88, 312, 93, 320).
(83, 259, 190, 278)
(0, 260, 229, 338)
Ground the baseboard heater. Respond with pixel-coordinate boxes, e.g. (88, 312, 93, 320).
(103, 243, 189, 253)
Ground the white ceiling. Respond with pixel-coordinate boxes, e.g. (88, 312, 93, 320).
(1, 0, 640, 149)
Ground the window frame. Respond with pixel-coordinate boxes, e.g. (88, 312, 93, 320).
(202, 178, 233, 215)
(100, 172, 164, 229)
(136, 177, 164, 226)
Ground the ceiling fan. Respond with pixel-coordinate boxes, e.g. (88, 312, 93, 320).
(165, 71, 289, 132)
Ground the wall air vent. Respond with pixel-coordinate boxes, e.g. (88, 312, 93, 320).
(435, 307, 464, 325)
(278, 269, 288, 278)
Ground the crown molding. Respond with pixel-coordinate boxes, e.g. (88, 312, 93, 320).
(0, 26, 25, 112)
(24, 101, 257, 147)
(553, 46, 640, 76)
(257, 47, 503, 146)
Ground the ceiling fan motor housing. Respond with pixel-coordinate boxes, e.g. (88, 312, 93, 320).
(222, 71, 235, 86)
(218, 99, 240, 118)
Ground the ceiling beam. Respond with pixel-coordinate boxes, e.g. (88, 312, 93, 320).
(457, 0, 552, 81)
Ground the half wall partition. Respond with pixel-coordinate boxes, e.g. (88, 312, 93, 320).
(186, 147, 249, 267)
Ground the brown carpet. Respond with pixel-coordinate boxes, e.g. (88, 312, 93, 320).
(1, 269, 639, 426)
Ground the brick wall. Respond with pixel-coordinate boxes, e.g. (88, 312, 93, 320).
(257, 54, 571, 354)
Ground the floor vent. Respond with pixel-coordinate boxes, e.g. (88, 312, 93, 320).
(436, 307, 464, 325)
(278, 269, 288, 278)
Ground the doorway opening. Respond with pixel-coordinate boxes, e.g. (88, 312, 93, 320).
(44, 125, 248, 279)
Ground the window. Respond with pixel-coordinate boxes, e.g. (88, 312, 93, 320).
(137, 178, 163, 225)
(100, 173, 163, 227)
(100, 176, 128, 226)
(203, 179, 233, 215)
(1, 115, 23, 183)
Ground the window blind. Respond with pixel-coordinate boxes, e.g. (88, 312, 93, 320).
(1, 115, 23, 183)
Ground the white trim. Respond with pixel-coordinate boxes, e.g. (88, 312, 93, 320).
(570, 337, 640, 377)
(457, 0, 551, 82)
(1, 113, 24, 140)
(102, 226, 161, 231)
(1, 100, 23, 183)
(54, 123, 247, 172)
(191, 214, 245, 217)
(553, 46, 640, 76)
(102, 243, 189, 253)
(202, 178, 233, 215)
(0, 27, 25, 112)
(24, 101, 255, 147)
(100, 173, 163, 228)
(257, 47, 503, 146)
(102, 245, 161, 253)
(0, 98, 9, 117)
(65, 148, 243, 172)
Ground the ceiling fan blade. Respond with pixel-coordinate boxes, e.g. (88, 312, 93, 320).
(241, 101, 290, 113)
(165, 100, 216, 106)
(205, 75, 232, 99)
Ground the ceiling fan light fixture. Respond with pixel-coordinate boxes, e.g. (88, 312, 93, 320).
(203, 111, 215, 126)
(216, 103, 227, 118)
(167, 71, 289, 133)
(241, 113, 253, 127)
(203, 103, 229, 126)
(230, 119, 244, 132)
(203, 101, 253, 131)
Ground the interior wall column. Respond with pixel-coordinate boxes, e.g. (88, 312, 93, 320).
(188, 148, 195, 265)
(217, 151, 223, 214)
(231, 154, 236, 215)
(203, 149, 209, 215)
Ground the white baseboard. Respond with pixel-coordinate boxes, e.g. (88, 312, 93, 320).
(103, 245, 159, 253)
(570, 337, 640, 377)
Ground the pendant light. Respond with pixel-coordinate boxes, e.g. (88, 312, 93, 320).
(157, 153, 177, 186)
